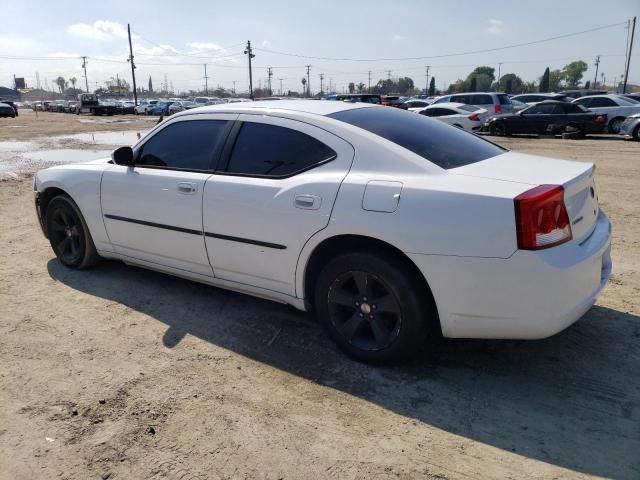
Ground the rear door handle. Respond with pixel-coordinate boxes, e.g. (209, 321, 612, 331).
(294, 194, 322, 210)
(177, 182, 197, 194)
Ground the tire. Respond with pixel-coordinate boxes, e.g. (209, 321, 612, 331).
(608, 117, 624, 134)
(45, 195, 100, 269)
(314, 252, 433, 364)
(489, 123, 508, 136)
(633, 125, 640, 141)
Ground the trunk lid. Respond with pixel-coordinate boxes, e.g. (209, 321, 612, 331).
(450, 152, 599, 243)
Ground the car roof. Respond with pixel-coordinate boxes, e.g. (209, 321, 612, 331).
(179, 99, 373, 117)
(424, 102, 469, 109)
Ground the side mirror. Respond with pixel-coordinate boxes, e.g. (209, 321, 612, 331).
(111, 146, 134, 166)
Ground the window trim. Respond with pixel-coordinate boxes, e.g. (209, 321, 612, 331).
(216, 120, 338, 179)
(133, 118, 234, 173)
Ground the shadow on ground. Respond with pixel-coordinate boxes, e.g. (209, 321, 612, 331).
(48, 259, 640, 479)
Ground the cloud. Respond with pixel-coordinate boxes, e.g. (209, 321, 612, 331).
(261, 39, 270, 46)
(133, 43, 181, 56)
(0, 36, 36, 50)
(392, 34, 407, 41)
(186, 42, 223, 53)
(67, 21, 134, 41)
(486, 18, 503, 34)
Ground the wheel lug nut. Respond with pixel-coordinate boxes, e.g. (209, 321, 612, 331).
(369, 315, 374, 319)
(372, 304, 377, 309)
(363, 297, 368, 301)
(359, 313, 364, 317)
(355, 301, 360, 306)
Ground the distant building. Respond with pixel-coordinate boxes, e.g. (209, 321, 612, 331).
(14, 77, 26, 89)
(0, 87, 19, 100)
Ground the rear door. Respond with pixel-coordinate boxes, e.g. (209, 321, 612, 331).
(202, 114, 354, 295)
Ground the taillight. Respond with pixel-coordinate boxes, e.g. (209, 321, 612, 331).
(468, 113, 480, 121)
(594, 116, 606, 124)
(514, 185, 572, 250)
(495, 104, 502, 114)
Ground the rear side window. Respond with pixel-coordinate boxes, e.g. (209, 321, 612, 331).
(497, 94, 512, 105)
(574, 98, 592, 107)
(226, 122, 336, 177)
(329, 106, 505, 169)
(458, 104, 480, 112)
(589, 97, 617, 107)
(470, 94, 493, 104)
(137, 120, 229, 170)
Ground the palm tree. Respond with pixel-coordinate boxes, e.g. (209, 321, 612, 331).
(69, 77, 77, 91)
(55, 76, 66, 94)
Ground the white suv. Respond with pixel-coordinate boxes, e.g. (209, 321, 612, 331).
(433, 92, 513, 115)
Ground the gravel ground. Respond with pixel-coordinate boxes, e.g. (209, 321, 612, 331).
(1, 111, 639, 480)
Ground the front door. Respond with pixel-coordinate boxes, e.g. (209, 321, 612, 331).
(202, 114, 354, 295)
(101, 116, 234, 276)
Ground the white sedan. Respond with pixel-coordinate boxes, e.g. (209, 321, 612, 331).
(34, 101, 612, 363)
(416, 102, 489, 131)
(572, 94, 640, 133)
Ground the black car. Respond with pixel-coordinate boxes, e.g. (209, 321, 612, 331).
(623, 93, 640, 103)
(0, 99, 18, 116)
(511, 93, 574, 104)
(0, 102, 16, 118)
(483, 100, 607, 136)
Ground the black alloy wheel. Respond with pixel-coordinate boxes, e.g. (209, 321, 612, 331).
(327, 270, 402, 352)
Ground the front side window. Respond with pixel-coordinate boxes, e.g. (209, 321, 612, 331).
(329, 106, 505, 170)
(137, 120, 229, 170)
(574, 98, 591, 107)
(226, 122, 336, 177)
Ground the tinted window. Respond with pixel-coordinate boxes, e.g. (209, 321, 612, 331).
(469, 94, 493, 105)
(439, 108, 458, 115)
(497, 94, 512, 105)
(451, 95, 469, 104)
(329, 106, 505, 169)
(138, 120, 229, 170)
(574, 98, 591, 107)
(525, 103, 558, 114)
(226, 122, 336, 177)
(433, 96, 451, 104)
(589, 97, 617, 107)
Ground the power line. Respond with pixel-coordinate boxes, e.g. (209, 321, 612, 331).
(253, 20, 628, 62)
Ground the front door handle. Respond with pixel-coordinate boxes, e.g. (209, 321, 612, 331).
(177, 182, 197, 194)
(294, 194, 322, 210)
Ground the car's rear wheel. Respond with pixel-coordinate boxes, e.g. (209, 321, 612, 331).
(608, 117, 624, 134)
(633, 125, 640, 141)
(489, 123, 508, 136)
(315, 252, 432, 364)
(45, 195, 100, 269)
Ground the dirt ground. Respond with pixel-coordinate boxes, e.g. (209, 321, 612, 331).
(1, 111, 639, 480)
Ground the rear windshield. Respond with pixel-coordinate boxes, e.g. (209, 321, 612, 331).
(497, 94, 512, 105)
(328, 106, 506, 169)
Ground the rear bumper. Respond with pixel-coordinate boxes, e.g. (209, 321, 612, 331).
(409, 211, 612, 339)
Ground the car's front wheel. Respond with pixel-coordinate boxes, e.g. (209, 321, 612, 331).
(315, 252, 433, 364)
(608, 117, 624, 134)
(489, 123, 508, 136)
(45, 195, 100, 269)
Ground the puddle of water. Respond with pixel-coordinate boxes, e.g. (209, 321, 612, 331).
(55, 131, 143, 145)
(0, 141, 34, 152)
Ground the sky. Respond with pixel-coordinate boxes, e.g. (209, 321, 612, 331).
(0, 0, 639, 95)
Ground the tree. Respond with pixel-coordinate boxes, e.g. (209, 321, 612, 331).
(548, 69, 564, 92)
(348, 82, 355, 94)
(469, 76, 477, 92)
(468, 66, 495, 83)
(497, 73, 524, 94)
(148, 75, 153, 93)
(55, 76, 66, 94)
(562, 60, 588, 89)
(356, 82, 366, 93)
(301, 77, 307, 97)
(539, 67, 550, 93)
(428, 77, 436, 96)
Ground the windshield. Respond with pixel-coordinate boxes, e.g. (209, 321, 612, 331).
(328, 106, 506, 169)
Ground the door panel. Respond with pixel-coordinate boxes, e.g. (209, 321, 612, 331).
(203, 115, 355, 295)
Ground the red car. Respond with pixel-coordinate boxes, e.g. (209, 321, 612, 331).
(381, 95, 408, 109)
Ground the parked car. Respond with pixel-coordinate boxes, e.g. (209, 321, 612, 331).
(433, 92, 513, 115)
(149, 101, 174, 115)
(118, 101, 136, 114)
(483, 100, 607, 136)
(63, 101, 78, 113)
(168, 101, 198, 115)
(417, 102, 489, 131)
(510, 99, 528, 113)
(404, 99, 433, 111)
(134, 100, 157, 115)
(326, 94, 382, 104)
(622, 93, 640, 103)
(381, 95, 409, 109)
(572, 94, 640, 133)
(0, 99, 18, 116)
(619, 113, 640, 141)
(0, 102, 16, 118)
(33, 100, 611, 363)
(559, 89, 607, 99)
(511, 93, 574, 104)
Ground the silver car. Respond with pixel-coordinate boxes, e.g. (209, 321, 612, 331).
(433, 92, 513, 115)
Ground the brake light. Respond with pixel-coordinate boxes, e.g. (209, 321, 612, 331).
(594, 116, 606, 124)
(468, 113, 480, 121)
(514, 185, 572, 250)
(495, 104, 502, 114)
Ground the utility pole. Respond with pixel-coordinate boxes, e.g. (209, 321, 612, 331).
(319, 73, 324, 96)
(386, 70, 392, 81)
(267, 67, 273, 96)
(232, 80, 236, 95)
(244, 40, 255, 99)
(623, 16, 636, 94)
(127, 24, 138, 105)
(367, 70, 372, 93)
(203, 64, 209, 96)
(279, 78, 283, 96)
(35, 71, 40, 90)
(593, 55, 601, 87)
(425, 66, 430, 95)
(497, 62, 502, 91)
(305, 65, 311, 97)
(81, 56, 89, 92)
